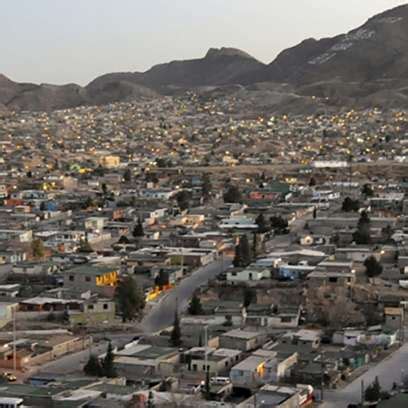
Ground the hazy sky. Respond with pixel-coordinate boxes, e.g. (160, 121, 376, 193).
(1, 0, 406, 85)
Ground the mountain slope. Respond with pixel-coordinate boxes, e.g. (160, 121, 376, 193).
(262, 4, 408, 85)
(140, 47, 266, 88)
(2, 4, 408, 112)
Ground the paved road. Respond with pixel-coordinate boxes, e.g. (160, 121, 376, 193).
(141, 257, 231, 333)
(322, 343, 408, 407)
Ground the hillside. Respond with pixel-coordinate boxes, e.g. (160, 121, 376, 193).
(2, 4, 408, 112)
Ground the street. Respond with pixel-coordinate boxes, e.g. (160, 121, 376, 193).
(322, 343, 408, 407)
(141, 257, 231, 333)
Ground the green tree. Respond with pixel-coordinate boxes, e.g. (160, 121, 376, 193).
(365, 377, 381, 403)
(115, 276, 145, 322)
(175, 190, 192, 211)
(342, 197, 360, 212)
(223, 185, 242, 203)
(233, 235, 252, 267)
(31, 239, 45, 259)
(364, 256, 383, 280)
(132, 217, 144, 238)
(353, 211, 371, 244)
(255, 213, 269, 233)
(101, 183, 108, 195)
(78, 239, 93, 253)
(243, 288, 255, 308)
(201, 173, 212, 202)
(147, 391, 155, 408)
(155, 269, 169, 289)
(102, 342, 117, 378)
(188, 292, 203, 315)
(381, 225, 393, 243)
(118, 235, 130, 244)
(123, 168, 132, 183)
(362, 183, 374, 198)
(170, 311, 182, 347)
(83, 354, 103, 377)
(270, 216, 289, 234)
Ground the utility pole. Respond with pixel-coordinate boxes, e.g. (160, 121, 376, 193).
(13, 306, 16, 371)
(361, 379, 365, 405)
(320, 360, 324, 401)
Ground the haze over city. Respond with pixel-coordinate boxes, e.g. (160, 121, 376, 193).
(1, 0, 407, 84)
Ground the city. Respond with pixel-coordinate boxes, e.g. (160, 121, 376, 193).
(1, 1, 408, 408)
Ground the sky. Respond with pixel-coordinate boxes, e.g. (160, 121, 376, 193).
(1, 0, 407, 85)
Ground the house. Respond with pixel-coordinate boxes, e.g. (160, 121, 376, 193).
(99, 155, 120, 169)
(168, 248, 217, 267)
(281, 330, 321, 350)
(246, 306, 301, 329)
(306, 271, 355, 288)
(335, 248, 378, 263)
(317, 260, 355, 274)
(219, 329, 265, 352)
(0, 303, 17, 329)
(252, 349, 298, 384)
(227, 266, 271, 284)
(113, 343, 179, 380)
(0, 334, 92, 370)
(219, 216, 258, 231)
(384, 307, 404, 331)
(0, 284, 20, 298)
(185, 347, 242, 375)
(249, 385, 302, 408)
(85, 217, 107, 232)
(277, 264, 316, 281)
(0, 229, 32, 243)
(68, 298, 116, 326)
(63, 265, 119, 297)
(230, 355, 268, 389)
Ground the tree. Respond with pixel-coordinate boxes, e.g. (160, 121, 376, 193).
(205, 367, 211, 394)
(115, 276, 145, 322)
(78, 239, 93, 253)
(118, 235, 130, 244)
(255, 213, 269, 233)
(170, 311, 182, 347)
(342, 197, 360, 212)
(83, 354, 103, 377)
(223, 315, 233, 327)
(233, 235, 252, 267)
(243, 288, 255, 308)
(353, 211, 371, 244)
(132, 218, 144, 238)
(365, 377, 381, 403)
(381, 225, 393, 243)
(188, 292, 203, 315)
(201, 173, 212, 202)
(101, 183, 108, 195)
(102, 342, 117, 378)
(362, 183, 374, 198)
(147, 391, 155, 408)
(123, 168, 132, 183)
(31, 239, 45, 259)
(223, 185, 242, 203)
(364, 256, 383, 280)
(270, 216, 289, 234)
(155, 269, 169, 289)
(175, 190, 192, 211)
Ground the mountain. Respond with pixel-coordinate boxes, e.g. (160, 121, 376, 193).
(2, 4, 408, 112)
(140, 47, 265, 89)
(260, 4, 408, 85)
